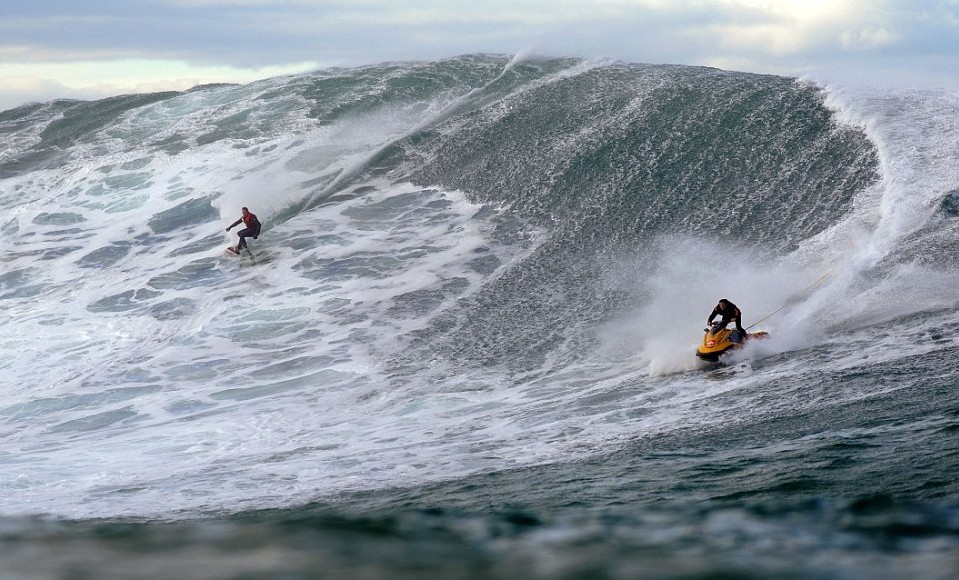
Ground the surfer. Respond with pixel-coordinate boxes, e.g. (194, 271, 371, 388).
(226, 207, 261, 253)
(707, 298, 745, 336)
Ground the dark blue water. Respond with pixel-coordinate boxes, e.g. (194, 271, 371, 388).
(1, 55, 958, 578)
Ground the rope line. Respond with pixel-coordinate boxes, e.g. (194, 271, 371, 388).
(745, 271, 833, 330)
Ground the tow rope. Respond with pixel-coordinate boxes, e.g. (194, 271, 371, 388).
(745, 270, 833, 330)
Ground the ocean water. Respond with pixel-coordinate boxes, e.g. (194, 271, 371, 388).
(1, 54, 958, 578)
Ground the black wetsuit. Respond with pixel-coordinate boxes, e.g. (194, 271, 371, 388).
(708, 301, 745, 334)
(232, 213, 261, 249)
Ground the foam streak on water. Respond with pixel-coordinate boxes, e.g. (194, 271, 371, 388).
(1, 55, 959, 578)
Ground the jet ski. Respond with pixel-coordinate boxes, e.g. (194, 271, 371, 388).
(696, 322, 769, 362)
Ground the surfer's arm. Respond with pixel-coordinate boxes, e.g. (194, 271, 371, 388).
(226, 218, 242, 230)
(706, 307, 719, 324)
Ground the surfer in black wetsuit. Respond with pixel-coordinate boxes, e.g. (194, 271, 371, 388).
(707, 298, 745, 336)
(226, 207, 261, 253)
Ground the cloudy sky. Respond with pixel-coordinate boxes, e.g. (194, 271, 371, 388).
(2, 0, 958, 112)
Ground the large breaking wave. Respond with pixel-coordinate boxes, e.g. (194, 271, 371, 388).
(1, 55, 958, 524)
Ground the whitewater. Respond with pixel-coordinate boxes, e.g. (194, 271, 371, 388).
(1, 55, 958, 578)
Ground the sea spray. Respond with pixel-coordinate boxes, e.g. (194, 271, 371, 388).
(1, 56, 958, 580)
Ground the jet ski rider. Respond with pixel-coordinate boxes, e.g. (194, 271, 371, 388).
(707, 298, 746, 338)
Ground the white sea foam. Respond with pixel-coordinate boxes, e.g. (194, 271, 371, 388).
(2, 68, 959, 521)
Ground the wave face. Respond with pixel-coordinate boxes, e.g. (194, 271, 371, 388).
(2, 55, 959, 577)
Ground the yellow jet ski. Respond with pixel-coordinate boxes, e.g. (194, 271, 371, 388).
(696, 322, 769, 362)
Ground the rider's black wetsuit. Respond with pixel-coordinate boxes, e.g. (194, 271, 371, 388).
(708, 300, 745, 334)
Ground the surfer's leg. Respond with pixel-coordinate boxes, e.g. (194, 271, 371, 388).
(237, 227, 252, 249)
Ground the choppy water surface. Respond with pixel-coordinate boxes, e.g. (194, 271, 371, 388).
(1, 55, 958, 578)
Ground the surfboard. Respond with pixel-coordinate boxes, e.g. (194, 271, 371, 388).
(225, 246, 255, 262)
